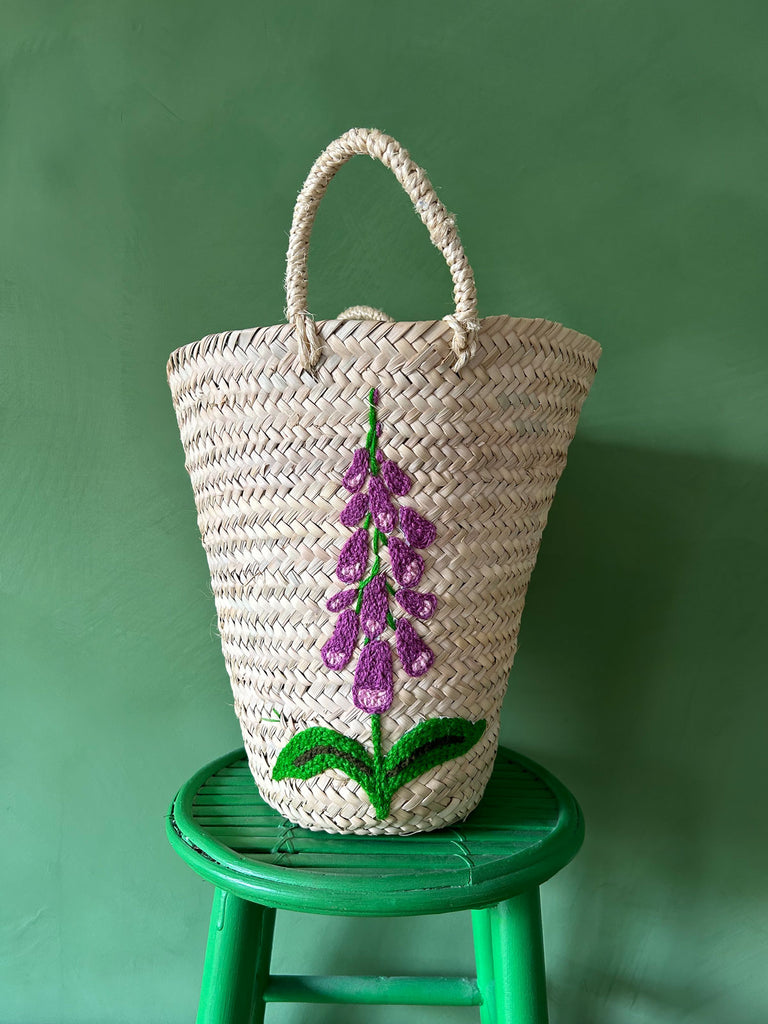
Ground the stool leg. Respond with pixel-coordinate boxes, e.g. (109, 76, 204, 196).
(471, 908, 497, 1024)
(197, 888, 276, 1024)
(489, 887, 549, 1024)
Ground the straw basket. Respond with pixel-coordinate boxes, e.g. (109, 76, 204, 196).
(168, 128, 601, 835)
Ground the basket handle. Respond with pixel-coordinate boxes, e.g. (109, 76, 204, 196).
(285, 128, 480, 373)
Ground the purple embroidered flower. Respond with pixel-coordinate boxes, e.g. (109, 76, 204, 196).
(353, 639, 394, 713)
(278, 383, 490, 820)
(321, 609, 359, 670)
(388, 536, 424, 588)
(400, 507, 437, 549)
(326, 588, 358, 612)
(323, 387, 439, 718)
(336, 528, 369, 583)
(340, 491, 369, 528)
(395, 618, 435, 677)
(280, 386, 492, 823)
(359, 573, 389, 639)
(342, 448, 369, 493)
(396, 588, 437, 620)
(369, 476, 397, 534)
(380, 459, 412, 496)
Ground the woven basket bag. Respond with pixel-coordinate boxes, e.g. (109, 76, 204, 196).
(168, 128, 601, 835)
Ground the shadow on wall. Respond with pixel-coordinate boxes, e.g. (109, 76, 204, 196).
(504, 438, 768, 1024)
(268, 439, 768, 1024)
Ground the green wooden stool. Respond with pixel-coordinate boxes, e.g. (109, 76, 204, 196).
(167, 746, 583, 1024)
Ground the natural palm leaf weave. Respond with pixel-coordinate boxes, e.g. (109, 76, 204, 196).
(167, 128, 601, 835)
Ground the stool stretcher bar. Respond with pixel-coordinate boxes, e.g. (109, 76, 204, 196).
(263, 974, 483, 1006)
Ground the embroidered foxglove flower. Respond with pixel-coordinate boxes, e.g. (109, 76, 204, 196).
(359, 573, 389, 639)
(395, 617, 434, 677)
(336, 528, 369, 583)
(369, 476, 397, 533)
(274, 385, 491, 824)
(400, 506, 437, 549)
(380, 459, 412, 496)
(340, 491, 369, 528)
(395, 588, 437, 620)
(321, 609, 359, 670)
(353, 639, 394, 713)
(342, 448, 369, 493)
(388, 536, 424, 587)
(326, 588, 358, 612)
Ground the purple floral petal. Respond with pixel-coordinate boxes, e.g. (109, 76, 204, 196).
(395, 588, 437, 620)
(342, 448, 370, 493)
(395, 618, 435, 677)
(326, 588, 358, 612)
(353, 639, 394, 713)
(380, 460, 412, 496)
(321, 609, 359, 670)
(336, 528, 369, 583)
(400, 506, 437, 549)
(340, 491, 369, 528)
(359, 574, 389, 639)
(388, 537, 424, 588)
(369, 476, 397, 534)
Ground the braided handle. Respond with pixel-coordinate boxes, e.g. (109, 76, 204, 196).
(285, 128, 480, 372)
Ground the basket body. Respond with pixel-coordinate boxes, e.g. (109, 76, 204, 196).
(168, 315, 600, 835)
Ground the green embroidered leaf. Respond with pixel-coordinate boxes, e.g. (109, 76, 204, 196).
(273, 719, 486, 822)
(272, 726, 375, 796)
(382, 717, 486, 800)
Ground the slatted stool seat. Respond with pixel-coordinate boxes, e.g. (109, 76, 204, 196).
(167, 746, 583, 1024)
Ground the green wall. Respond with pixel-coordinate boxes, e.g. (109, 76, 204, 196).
(3, 2, 767, 1022)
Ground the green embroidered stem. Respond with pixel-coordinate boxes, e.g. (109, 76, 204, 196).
(370, 713, 389, 818)
(356, 522, 386, 646)
(354, 526, 386, 613)
(366, 387, 380, 475)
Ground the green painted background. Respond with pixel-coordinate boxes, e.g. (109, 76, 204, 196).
(3, 2, 767, 1021)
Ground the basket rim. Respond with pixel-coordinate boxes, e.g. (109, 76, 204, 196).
(166, 314, 601, 379)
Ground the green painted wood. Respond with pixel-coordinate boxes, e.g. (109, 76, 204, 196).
(262, 974, 482, 1006)
(167, 746, 583, 917)
(472, 908, 498, 1024)
(490, 889, 549, 1024)
(196, 890, 275, 1024)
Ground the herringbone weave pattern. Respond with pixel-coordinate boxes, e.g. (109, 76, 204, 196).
(168, 314, 600, 834)
(168, 129, 600, 833)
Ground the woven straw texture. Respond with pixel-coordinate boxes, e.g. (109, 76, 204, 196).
(167, 130, 601, 835)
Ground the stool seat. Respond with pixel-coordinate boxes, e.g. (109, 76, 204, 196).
(168, 746, 584, 1022)
(167, 746, 583, 918)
